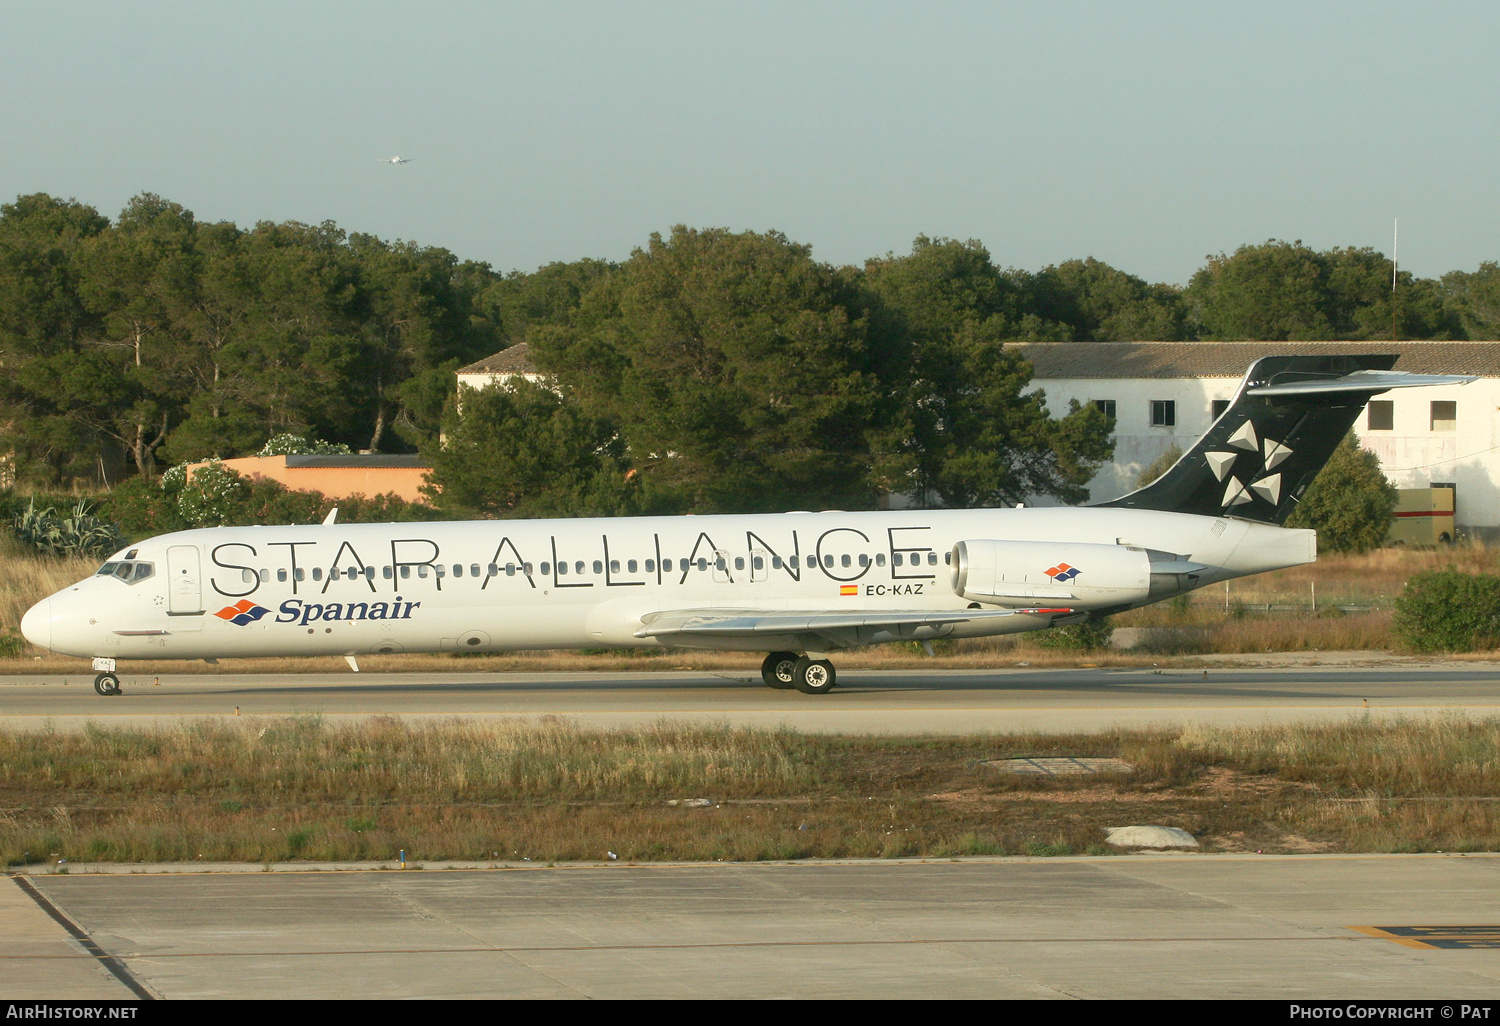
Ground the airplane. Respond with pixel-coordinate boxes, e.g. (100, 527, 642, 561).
(380, 156, 412, 165)
(19, 354, 1474, 698)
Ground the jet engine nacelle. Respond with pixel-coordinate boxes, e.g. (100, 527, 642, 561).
(950, 539, 1153, 609)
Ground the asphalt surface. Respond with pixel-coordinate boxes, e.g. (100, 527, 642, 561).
(2, 659, 1498, 733)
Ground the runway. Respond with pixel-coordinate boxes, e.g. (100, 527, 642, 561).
(1, 659, 1498, 733)
(7, 855, 1500, 999)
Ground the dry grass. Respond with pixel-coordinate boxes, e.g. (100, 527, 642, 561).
(3, 716, 1498, 864)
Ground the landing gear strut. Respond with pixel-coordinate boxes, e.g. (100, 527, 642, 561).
(93, 672, 122, 696)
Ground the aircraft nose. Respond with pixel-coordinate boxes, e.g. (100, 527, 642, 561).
(20, 597, 52, 651)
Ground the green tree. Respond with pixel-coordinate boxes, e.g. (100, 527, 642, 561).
(863, 237, 1114, 507)
(1031, 257, 1188, 341)
(1285, 432, 1397, 552)
(1186, 240, 1333, 340)
(423, 379, 644, 518)
(530, 226, 886, 513)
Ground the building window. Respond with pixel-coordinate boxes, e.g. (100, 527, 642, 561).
(1093, 399, 1116, 419)
(1367, 401, 1394, 431)
(1150, 400, 1176, 427)
(1431, 401, 1456, 432)
(1211, 399, 1230, 420)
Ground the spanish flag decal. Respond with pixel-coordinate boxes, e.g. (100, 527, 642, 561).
(840, 585, 858, 596)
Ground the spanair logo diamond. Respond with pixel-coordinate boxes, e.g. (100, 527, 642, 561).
(1046, 563, 1081, 583)
(214, 599, 271, 626)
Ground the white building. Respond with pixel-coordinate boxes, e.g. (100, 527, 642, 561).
(1013, 341, 1500, 537)
(455, 342, 547, 396)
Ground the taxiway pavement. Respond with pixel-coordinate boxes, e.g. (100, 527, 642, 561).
(1, 660, 1497, 733)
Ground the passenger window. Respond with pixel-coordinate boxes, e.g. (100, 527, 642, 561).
(840, 554, 851, 568)
(734, 557, 744, 571)
(383, 566, 393, 580)
(715, 556, 726, 571)
(576, 561, 586, 574)
(790, 556, 799, 569)
(400, 566, 411, 579)
(753, 556, 763, 570)
(858, 554, 869, 567)
(944, 551, 952, 565)
(593, 560, 603, 574)
(312, 568, 323, 582)
(772, 556, 782, 569)
(823, 555, 834, 568)
(697, 558, 708, 571)
(523, 563, 533, 575)
(242, 569, 255, 584)
(928, 552, 938, 566)
(541, 562, 552, 575)
(261, 569, 272, 582)
(452, 564, 463, 577)
(505, 563, 516, 576)
(627, 560, 638, 573)
(470, 564, 480, 577)
(557, 562, 568, 576)
(646, 559, 656, 573)
(876, 553, 886, 567)
(893, 553, 904, 567)
(295, 568, 305, 582)
(418, 565, 430, 578)
(364, 567, 375, 580)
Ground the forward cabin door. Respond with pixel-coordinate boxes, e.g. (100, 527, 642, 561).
(167, 544, 205, 628)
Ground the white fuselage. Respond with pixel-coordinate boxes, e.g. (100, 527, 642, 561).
(21, 506, 1314, 662)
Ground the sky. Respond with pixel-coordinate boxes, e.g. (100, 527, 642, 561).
(3, 1, 1496, 285)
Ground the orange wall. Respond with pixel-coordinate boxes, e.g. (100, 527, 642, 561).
(187, 456, 432, 504)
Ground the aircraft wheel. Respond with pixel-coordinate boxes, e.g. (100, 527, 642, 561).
(792, 657, 836, 695)
(761, 652, 799, 689)
(93, 673, 121, 696)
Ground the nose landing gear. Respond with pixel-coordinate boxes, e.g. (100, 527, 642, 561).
(93, 673, 122, 696)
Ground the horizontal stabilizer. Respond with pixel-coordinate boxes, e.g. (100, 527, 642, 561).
(1247, 369, 1477, 396)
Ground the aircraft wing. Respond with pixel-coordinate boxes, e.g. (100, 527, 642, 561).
(634, 606, 1072, 649)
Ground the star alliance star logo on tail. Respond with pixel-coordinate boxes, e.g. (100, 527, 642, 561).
(214, 599, 271, 626)
(1205, 419, 1291, 509)
(1046, 563, 1081, 583)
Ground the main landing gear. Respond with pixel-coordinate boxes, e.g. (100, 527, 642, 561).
(760, 651, 837, 695)
(93, 672, 122, 696)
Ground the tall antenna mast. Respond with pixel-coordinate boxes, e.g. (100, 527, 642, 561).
(1391, 218, 1399, 342)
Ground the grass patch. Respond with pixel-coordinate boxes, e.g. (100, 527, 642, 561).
(2, 717, 1496, 865)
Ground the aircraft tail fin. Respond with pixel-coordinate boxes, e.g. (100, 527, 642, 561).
(1094, 354, 1475, 525)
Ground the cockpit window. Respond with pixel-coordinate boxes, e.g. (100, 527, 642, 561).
(96, 560, 154, 584)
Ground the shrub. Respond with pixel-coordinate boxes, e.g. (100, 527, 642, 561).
(10, 499, 125, 558)
(1034, 617, 1114, 651)
(1392, 568, 1500, 653)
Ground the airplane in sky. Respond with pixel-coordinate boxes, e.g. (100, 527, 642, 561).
(20, 355, 1472, 697)
(380, 156, 412, 165)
